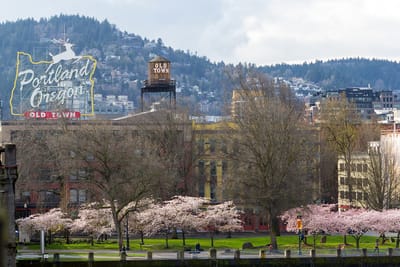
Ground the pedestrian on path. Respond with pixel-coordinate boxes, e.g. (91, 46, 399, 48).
(373, 239, 379, 254)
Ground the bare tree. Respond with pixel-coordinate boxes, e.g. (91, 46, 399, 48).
(225, 69, 314, 249)
(145, 110, 195, 198)
(363, 144, 400, 210)
(320, 94, 361, 205)
(12, 119, 73, 212)
(65, 121, 165, 250)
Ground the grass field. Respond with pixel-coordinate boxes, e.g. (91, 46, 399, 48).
(19, 233, 397, 251)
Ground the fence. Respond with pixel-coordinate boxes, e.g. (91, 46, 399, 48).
(16, 247, 400, 265)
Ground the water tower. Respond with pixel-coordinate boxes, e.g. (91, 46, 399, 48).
(141, 56, 176, 111)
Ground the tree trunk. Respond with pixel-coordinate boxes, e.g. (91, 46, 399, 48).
(312, 234, 317, 249)
(111, 204, 123, 251)
(140, 231, 144, 245)
(397, 232, 400, 248)
(165, 232, 169, 248)
(355, 236, 361, 249)
(269, 215, 279, 249)
(171, 228, 178, 239)
(343, 234, 348, 245)
(182, 230, 186, 246)
(65, 229, 70, 244)
(117, 224, 123, 251)
(48, 230, 52, 245)
(210, 232, 214, 247)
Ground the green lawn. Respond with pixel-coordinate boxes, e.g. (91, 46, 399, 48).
(19, 233, 397, 252)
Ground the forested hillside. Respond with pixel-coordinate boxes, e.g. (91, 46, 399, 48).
(0, 15, 231, 119)
(1, 15, 400, 119)
(261, 58, 400, 90)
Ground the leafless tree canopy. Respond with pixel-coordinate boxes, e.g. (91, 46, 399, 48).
(320, 95, 361, 204)
(364, 145, 400, 211)
(224, 69, 314, 248)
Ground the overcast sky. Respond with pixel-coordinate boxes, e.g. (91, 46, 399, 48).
(1, 0, 400, 66)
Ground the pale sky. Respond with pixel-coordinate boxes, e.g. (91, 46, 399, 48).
(1, 0, 400, 66)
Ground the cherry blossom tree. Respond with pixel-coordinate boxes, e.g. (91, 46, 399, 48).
(338, 209, 372, 249)
(198, 201, 243, 247)
(130, 196, 207, 247)
(128, 208, 154, 245)
(16, 214, 41, 243)
(69, 202, 114, 245)
(370, 209, 400, 247)
(281, 204, 338, 248)
(282, 204, 374, 249)
(164, 196, 208, 246)
(142, 202, 176, 248)
(16, 208, 72, 244)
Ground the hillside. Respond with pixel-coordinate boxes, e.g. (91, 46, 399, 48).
(1, 15, 400, 119)
(0, 15, 231, 119)
(261, 58, 400, 91)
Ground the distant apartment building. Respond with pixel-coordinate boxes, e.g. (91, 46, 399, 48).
(338, 123, 400, 210)
(93, 94, 135, 117)
(326, 87, 377, 120)
(337, 153, 370, 210)
(192, 121, 231, 202)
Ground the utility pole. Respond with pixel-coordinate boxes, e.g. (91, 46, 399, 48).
(0, 144, 18, 267)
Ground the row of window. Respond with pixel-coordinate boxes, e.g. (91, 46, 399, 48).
(196, 139, 227, 154)
(339, 177, 368, 187)
(38, 168, 90, 181)
(339, 163, 368, 173)
(17, 189, 86, 205)
(339, 190, 368, 201)
(198, 161, 228, 176)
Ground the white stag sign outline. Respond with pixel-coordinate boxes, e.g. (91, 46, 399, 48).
(47, 39, 82, 71)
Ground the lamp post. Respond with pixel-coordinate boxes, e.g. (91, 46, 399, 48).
(296, 215, 303, 255)
(125, 213, 130, 251)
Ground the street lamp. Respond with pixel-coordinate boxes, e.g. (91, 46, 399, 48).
(125, 213, 130, 251)
(296, 215, 303, 255)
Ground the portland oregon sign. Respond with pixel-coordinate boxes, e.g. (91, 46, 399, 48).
(10, 39, 97, 119)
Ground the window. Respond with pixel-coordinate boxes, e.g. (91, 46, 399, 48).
(340, 177, 346, 185)
(222, 161, 228, 176)
(357, 164, 363, 172)
(78, 190, 87, 203)
(70, 189, 87, 204)
(198, 161, 205, 176)
(198, 176, 205, 197)
(70, 168, 89, 180)
(210, 161, 217, 176)
(363, 164, 368, 172)
(210, 175, 217, 201)
(221, 141, 227, 154)
(78, 169, 88, 179)
(38, 191, 60, 208)
(70, 189, 78, 203)
(69, 172, 77, 180)
(209, 139, 216, 153)
(22, 191, 31, 203)
(197, 140, 204, 154)
(339, 163, 345, 172)
(351, 164, 356, 172)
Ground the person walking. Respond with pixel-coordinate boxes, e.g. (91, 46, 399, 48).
(373, 239, 379, 254)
